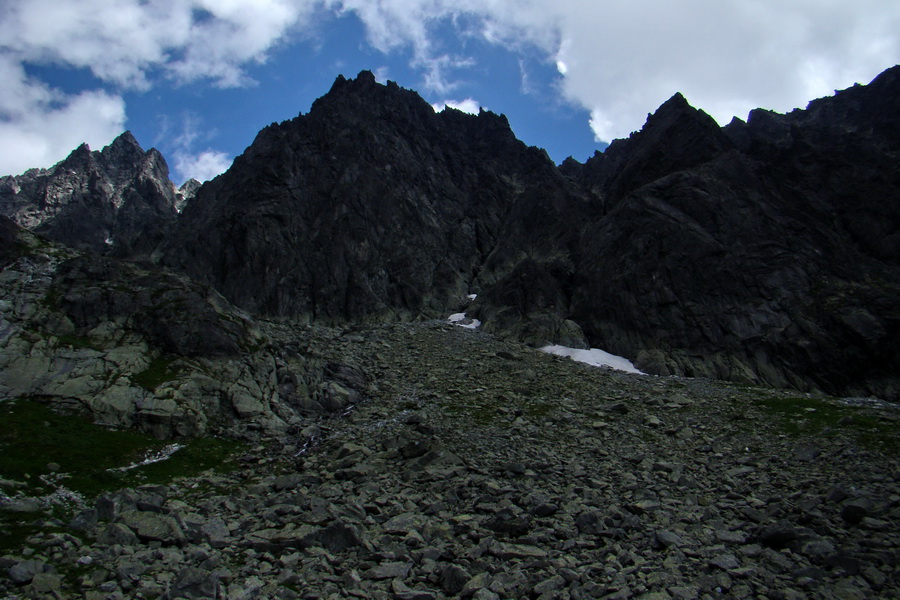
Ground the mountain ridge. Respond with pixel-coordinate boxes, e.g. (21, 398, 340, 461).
(2, 66, 899, 401)
(1, 67, 899, 600)
(0, 131, 197, 256)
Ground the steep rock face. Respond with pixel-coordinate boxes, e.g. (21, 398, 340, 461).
(0, 218, 368, 438)
(561, 67, 900, 399)
(0, 132, 179, 254)
(159, 71, 578, 323)
(155, 66, 900, 400)
(572, 93, 734, 203)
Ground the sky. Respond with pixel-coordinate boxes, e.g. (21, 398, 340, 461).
(1, 1, 898, 186)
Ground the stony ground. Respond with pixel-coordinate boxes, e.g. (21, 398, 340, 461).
(1, 320, 898, 599)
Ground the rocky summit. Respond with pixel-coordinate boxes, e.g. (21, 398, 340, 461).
(153, 67, 900, 401)
(0, 66, 899, 599)
(0, 132, 196, 256)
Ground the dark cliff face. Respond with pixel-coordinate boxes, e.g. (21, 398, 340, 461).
(5, 66, 899, 401)
(159, 71, 576, 323)
(155, 66, 900, 400)
(557, 66, 900, 399)
(0, 132, 179, 254)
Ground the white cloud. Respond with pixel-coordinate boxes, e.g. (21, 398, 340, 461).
(540, 0, 900, 140)
(432, 98, 481, 114)
(173, 149, 233, 184)
(588, 109, 614, 144)
(166, 114, 232, 184)
(0, 0, 311, 176)
(0, 55, 125, 175)
(2, 0, 898, 178)
(0, 0, 318, 89)
(325, 0, 484, 93)
(330, 0, 900, 141)
(373, 66, 391, 84)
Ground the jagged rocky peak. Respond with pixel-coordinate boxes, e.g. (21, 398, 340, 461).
(98, 130, 146, 168)
(176, 178, 201, 212)
(575, 91, 733, 199)
(0, 131, 180, 254)
(244, 70, 529, 170)
(310, 70, 437, 126)
(159, 69, 562, 323)
(154, 66, 900, 401)
(638, 92, 728, 147)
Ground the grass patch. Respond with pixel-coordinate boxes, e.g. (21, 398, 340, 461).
(55, 334, 100, 350)
(0, 398, 242, 497)
(753, 395, 898, 451)
(132, 356, 182, 390)
(525, 401, 554, 418)
(441, 400, 495, 425)
(0, 511, 47, 552)
(0, 398, 244, 552)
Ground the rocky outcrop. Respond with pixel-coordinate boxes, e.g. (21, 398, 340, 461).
(0, 219, 367, 438)
(151, 67, 900, 400)
(2, 322, 897, 598)
(157, 70, 576, 324)
(556, 66, 900, 399)
(175, 178, 200, 212)
(0, 132, 180, 255)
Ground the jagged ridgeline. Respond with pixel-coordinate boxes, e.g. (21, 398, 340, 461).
(0, 132, 198, 255)
(3, 67, 900, 402)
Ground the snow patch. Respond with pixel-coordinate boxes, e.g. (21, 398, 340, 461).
(109, 443, 184, 472)
(467, 293, 478, 301)
(540, 345, 646, 375)
(448, 312, 481, 329)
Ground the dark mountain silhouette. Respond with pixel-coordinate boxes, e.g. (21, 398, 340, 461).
(4, 67, 898, 400)
(554, 66, 900, 398)
(157, 70, 571, 324)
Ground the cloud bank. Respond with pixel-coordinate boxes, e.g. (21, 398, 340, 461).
(333, 0, 900, 141)
(432, 98, 481, 115)
(174, 149, 233, 185)
(1, 0, 898, 177)
(0, 55, 125, 175)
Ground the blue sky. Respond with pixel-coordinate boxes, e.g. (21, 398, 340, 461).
(2, 1, 898, 185)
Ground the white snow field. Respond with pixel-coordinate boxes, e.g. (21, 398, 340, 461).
(539, 344, 646, 375)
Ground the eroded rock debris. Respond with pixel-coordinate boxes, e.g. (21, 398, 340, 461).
(2, 321, 897, 599)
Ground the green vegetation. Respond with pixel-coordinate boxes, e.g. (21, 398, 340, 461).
(0, 398, 244, 551)
(132, 355, 182, 390)
(0, 511, 48, 553)
(55, 333, 101, 350)
(39, 285, 62, 309)
(0, 398, 241, 496)
(752, 394, 898, 451)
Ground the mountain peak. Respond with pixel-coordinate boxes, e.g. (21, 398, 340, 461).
(60, 142, 95, 169)
(659, 91, 690, 109)
(644, 91, 719, 133)
(327, 70, 378, 96)
(354, 69, 377, 85)
(110, 130, 141, 149)
(99, 130, 148, 168)
(584, 90, 731, 197)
